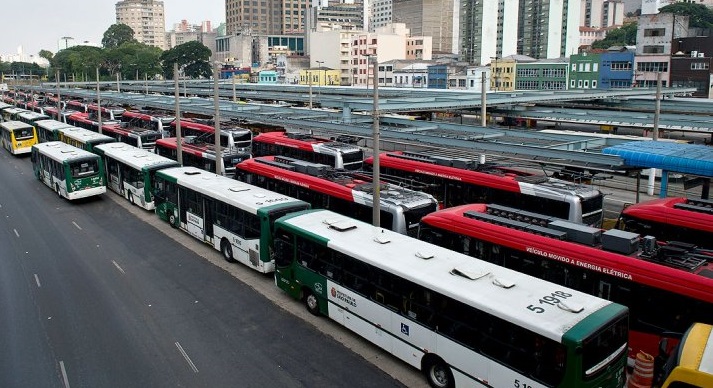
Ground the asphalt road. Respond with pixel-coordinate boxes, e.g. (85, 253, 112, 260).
(0, 152, 411, 388)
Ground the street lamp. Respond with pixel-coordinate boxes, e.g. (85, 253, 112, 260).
(316, 60, 324, 102)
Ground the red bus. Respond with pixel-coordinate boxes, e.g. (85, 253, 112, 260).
(122, 110, 175, 137)
(235, 155, 438, 236)
(616, 197, 713, 250)
(86, 104, 125, 122)
(65, 100, 88, 113)
(366, 150, 604, 226)
(154, 137, 250, 177)
(101, 121, 162, 151)
(253, 131, 364, 170)
(418, 203, 713, 367)
(170, 119, 252, 155)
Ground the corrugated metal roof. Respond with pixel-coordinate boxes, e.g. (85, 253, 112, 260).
(603, 141, 713, 176)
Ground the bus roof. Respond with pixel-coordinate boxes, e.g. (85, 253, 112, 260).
(1, 120, 33, 130)
(18, 111, 49, 120)
(34, 119, 74, 131)
(277, 208, 623, 342)
(32, 141, 100, 162)
(240, 156, 438, 208)
(368, 151, 601, 198)
(94, 143, 180, 171)
(157, 166, 308, 214)
(421, 204, 713, 303)
(254, 131, 362, 153)
(622, 197, 713, 234)
(58, 126, 115, 144)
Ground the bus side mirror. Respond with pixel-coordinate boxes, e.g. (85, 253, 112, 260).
(658, 338, 669, 357)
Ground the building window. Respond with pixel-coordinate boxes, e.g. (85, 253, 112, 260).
(691, 62, 710, 70)
(643, 28, 666, 37)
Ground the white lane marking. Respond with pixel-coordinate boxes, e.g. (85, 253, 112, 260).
(72, 221, 82, 230)
(112, 260, 125, 274)
(14, 229, 19, 237)
(175, 342, 199, 373)
(34, 274, 41, 288)
(59, 360, 71, 388)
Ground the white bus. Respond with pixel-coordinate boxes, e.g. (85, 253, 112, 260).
(57, 126, 116, 153)
(152, 167, 311, 272)
(34, 119, 73, 143)
(94, 143, 180, 210)
(273, 209, 630, 388)
(31, 142, 106, 200)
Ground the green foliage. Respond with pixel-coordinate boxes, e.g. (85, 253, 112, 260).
(39, 50, 54, 61)
(659, 2, 713, 29)
(51, 46, 106, 80)
(102, 24, 137, 49)
(160, 41, 213, 79)
(103, 41, 163, 80)
(591, 23, 638, 49)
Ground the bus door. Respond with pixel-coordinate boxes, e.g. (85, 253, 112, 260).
(106, 159, 122, 194)
(183, 190, 205, 240)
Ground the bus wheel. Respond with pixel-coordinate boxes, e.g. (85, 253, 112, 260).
(220, 239, 236, 263)
(168, 214, 177, 228)
(55, 184, 61, 198)
(128, 192, 134, 205)
(423, 356, 453, 388)
(304, 290, 320, 316)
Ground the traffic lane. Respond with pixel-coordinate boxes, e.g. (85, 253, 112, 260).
(2, 152, 404, 387)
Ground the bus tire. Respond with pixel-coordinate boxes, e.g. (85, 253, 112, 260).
(128, 192, 134, 205)
(168, 213, 177, 228)
(304, 289, 320, 316)
(423, 356, 454, 388)
(220, 239, 236, 263)
(55, 184, 61, 198)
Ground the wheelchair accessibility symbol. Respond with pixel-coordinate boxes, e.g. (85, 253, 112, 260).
(401, 323, 409, 336)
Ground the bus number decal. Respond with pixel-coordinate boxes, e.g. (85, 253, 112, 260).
(514, 379, 533, 388)
(527, 291, 572, 313)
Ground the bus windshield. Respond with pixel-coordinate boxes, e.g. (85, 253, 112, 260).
(14, 127, 35, 140)
(69, 158, 100, 178)
(342, 150, 364, 163)
(232, 132, 252, 148)
(582, 314, 629, 379)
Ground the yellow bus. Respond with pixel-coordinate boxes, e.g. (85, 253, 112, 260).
(1, 120, 38, 155)
(656, 323, 713, 387)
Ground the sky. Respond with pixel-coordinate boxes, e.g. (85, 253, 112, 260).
(0, 0, 225, 58)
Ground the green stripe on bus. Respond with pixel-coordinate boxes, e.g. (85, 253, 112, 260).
(563, 303, 628, 344)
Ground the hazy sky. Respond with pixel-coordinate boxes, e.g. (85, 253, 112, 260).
(0, 0, 225, 57)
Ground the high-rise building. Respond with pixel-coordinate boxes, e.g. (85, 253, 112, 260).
(226, 0, 310, 35)
(460, 0, 580, 65)
(392, 0, 458, 54)
(115, 0, 167, 49)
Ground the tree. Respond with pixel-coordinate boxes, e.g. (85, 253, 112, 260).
(591, 23, 638, 49)
(160, 41, 213, 79)
(659, 2, 713, 29)
(39, 50, 54, 62)
(51, 46, 105, 81)
(102, 24, 136, 49)
(105, 41, 163, 80)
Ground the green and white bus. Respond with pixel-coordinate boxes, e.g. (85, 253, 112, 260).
(94, 143, 180, 210)
(152, 166, 311, 272)
(35, 119, 73, 143)
(57, 125, 116, 153)
(273, 209, 630, 388)
(1, 120, 38, 155)
(31, 142, 106, 200)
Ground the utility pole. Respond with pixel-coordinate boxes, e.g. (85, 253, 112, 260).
(371, 56, 380, 228)
(174, 63, 183, 166)
(96, 67, 102, 134)
(213, 62, 222, 176)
